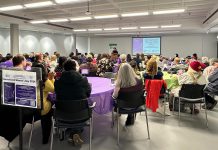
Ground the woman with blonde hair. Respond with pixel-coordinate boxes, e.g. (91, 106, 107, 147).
(120, 54, 127, 63)
(112, 63, 143, 126)
(143, 55, 158, 80)
(50, 55, 58, 72)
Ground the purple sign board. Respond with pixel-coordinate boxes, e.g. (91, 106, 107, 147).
(2, 69, 37, 108)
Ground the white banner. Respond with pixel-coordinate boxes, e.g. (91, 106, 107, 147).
(2, 69, 37, 108)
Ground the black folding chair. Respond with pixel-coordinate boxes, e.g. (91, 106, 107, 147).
(112, 89, 150, 145)
(50, 99, 96, 150)
(178, 84, 208, 127)
(103, 72, 115, 79)
(145, 79, 169, 120)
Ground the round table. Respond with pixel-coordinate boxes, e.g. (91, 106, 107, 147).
(48, 77, 114, 114)
(87, 77, 114, 114)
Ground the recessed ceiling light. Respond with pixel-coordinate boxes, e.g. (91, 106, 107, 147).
(121, 27, 138, 30)
(161, 24, 182, 28)
(88, 28, 102, 31)
(147, 31, 181, 34)
(74, 29, 87, 32)
(140, 26, 159, 29)
(30, 20, 48, 24)
(94, 14, 119, 19)
(70, 17, 92, 21)
(24, 1, 54, 8)
(121, 12, 149, 17)
(153, 9, 185, 15)
(104, 28, 119, 31)
(0, 5, 23, 11)
(49, 18, 68, 23)
(95, 32, 136, 36)
(55, 0, 80, 4)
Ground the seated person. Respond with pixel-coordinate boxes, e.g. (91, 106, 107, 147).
(154, 67, 164, 80)
(129, 60, 141, 77)
(143, 55, 158, 80)
(203, 58, 218, 82)
(32, 57, 55, 144)
(0, 55, 28, 143)
(0, 55, 54, 144)
(126, 54, 132, 63)
(96, 53, 113, 76)
(41, 69, 55, 145)
(54, 56, 67, 80)
(55, 59, 91, 145)
(80, 57, 98, 76)
(144, 55, 152, 67)
(171, 57, 180, 66)
(202, 57, 210, 67)
(0, 53, 13, 68)
(120, 54, 127, 63)
(112, 63, 143, 126)
(110, 49, 121, 65)
(204, 60, 218, 110)
(144, 66, 163, 80)
(133, 53, 142, 69)
(170, 61, 206, 114)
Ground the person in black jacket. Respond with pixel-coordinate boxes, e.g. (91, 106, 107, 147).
(55, 59, 91, 100)
(204, 68, 218, 110)
(54, 59, 91, 145)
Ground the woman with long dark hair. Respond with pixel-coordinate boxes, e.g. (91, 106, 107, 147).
(126, 54, 132, 63)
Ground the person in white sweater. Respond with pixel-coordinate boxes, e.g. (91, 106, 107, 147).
(171, 61, 206, 114)
(171, 61, 206, 97)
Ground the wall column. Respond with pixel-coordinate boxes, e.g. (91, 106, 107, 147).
(10, 24, 19, 55)
(72, 34, 76, 55)
(88, 36, 91, 53)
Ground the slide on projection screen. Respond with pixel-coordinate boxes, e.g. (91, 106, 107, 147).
(132, 37, 161, 55)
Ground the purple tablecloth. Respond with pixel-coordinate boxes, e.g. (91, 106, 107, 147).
(87, 77, 114, 114)
(48, 77, 114, 114)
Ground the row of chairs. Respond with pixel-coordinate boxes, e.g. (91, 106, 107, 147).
(49, 89, 151, 150)
(146, 80, 208, 127)
(48, 83, 209, 150)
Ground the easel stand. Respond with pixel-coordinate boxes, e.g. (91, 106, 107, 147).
(0, 68, 43, 150)
(18, 80, 43, 150)
(19, 108, 23, 150)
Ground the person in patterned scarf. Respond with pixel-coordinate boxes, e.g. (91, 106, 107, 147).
(96, 53, 113, 76)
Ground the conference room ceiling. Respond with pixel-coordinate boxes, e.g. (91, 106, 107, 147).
(0, 0, 217, 35)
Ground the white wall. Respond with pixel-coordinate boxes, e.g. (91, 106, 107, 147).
(0, 29, 10, 56)
(0, 28, 75, 56)
(0, 28, 217, 58)
(76, 36, 88, 54)
(90, 37, 132, 55)
(89, 34, 217, 58)
(202, 34, 217, 57)
(162, 34, 217, 58)
(19, 31, 75, 56)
